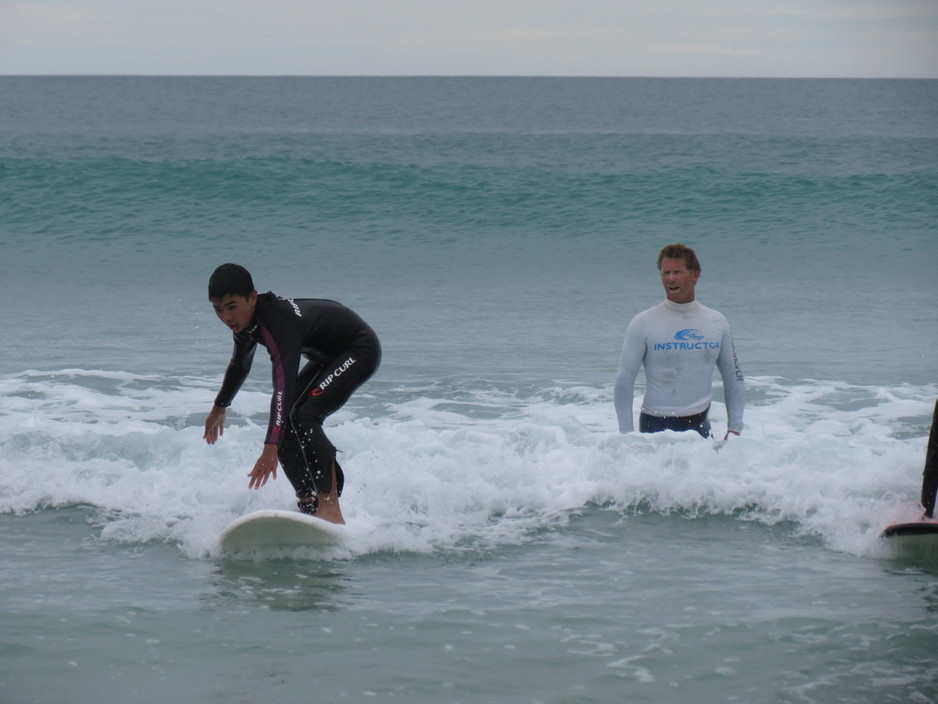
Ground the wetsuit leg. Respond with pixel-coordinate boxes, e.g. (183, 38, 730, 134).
(275, 359, 322, 501)
(277, 336, 381, 502)
(921, 399, 938, 518)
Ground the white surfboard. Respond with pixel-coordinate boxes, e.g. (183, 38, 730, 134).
(881, 521, 938, 560)
(219, 509, 346, 554)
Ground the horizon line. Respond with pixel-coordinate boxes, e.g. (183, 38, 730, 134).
(2, 73, 936, 80)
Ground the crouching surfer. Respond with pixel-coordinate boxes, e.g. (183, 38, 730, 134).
(202, 264, 381, 524)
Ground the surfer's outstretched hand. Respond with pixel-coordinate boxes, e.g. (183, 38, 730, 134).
(203, 406, 226, 444)
(248, 443, 280, 489)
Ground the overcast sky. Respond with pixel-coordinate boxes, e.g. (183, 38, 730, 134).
(2, 0, 936, 77)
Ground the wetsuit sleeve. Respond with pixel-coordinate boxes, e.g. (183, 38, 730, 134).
(255, 322, 302, 447)
(716, 320, 745, 433)
(214, 334, 257, 408)
(614, 315, 646, 434)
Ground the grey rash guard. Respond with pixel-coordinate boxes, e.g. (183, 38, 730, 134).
(614, 299, 745, 434)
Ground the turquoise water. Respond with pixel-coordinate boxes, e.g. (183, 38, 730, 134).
(1, 77, 937, 703)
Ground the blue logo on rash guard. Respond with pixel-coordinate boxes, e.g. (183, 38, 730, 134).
(653, 328, 721, 351)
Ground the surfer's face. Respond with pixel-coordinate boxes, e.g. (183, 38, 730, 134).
(211, 292, 257, 333)
(659, 257, 700, 304)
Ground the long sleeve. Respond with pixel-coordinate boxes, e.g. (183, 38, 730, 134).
(716, 324, 745, 433)
(214, 333, 257, 408)
(254, 319, 303, 447)
(613, 316, 646, 433)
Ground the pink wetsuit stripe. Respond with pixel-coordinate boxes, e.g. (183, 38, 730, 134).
(258, 323, 286, 445)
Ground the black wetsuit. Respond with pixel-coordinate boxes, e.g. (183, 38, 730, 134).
(921, 399, 938, 518)
(214, 292, 381, 500)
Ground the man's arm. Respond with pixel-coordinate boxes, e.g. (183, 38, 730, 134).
(716, 321, 745, 437)
(255, 321, 302, 448)
(614, 317, 646, 434)
(204, 335, 257, 445)
(214, 335, 257, 408)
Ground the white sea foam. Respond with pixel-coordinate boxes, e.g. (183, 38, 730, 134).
(0, 370, 933, 560)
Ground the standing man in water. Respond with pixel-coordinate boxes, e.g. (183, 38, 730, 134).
(203, 264, 381, 524)
(614, 243, 744, 440)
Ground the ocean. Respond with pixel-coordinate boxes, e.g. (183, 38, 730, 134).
(1, 76, 936, 703)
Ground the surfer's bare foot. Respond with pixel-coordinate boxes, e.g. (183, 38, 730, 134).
(315, 461, 345, 524)
(297, 461, 345, 523)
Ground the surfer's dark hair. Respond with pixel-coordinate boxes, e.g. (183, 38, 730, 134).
(657, 243, 701, 273)
(208, 263, 255, 300)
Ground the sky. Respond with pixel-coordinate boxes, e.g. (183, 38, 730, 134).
(1, 0, 937, 78)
